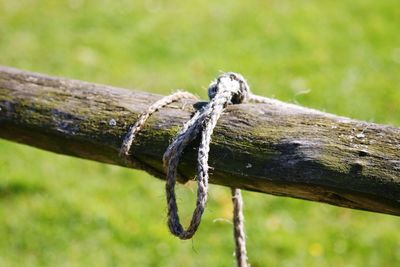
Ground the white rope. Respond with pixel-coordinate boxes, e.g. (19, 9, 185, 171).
(121, 73, 269, 267)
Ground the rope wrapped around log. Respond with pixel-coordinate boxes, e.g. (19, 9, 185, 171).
(1, 66, 400, 216)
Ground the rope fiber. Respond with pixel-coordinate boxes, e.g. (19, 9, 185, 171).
(121, 72, 267, 267)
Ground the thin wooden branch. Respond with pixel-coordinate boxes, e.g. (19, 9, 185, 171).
(1, 66, 400, 216)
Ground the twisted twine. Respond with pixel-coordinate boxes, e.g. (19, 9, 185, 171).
(163, 73, 249, 244)
(121, 73, 267, 267)
(232, 188, 248, 267)
(120, 91, 197, 157)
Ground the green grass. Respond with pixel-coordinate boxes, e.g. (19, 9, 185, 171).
(0, 0, 399, 266)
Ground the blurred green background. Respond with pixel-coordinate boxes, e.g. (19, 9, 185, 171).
(0, 0, 399, 266)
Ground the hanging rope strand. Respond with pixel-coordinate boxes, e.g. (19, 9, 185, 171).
(232, 188, 248, 266)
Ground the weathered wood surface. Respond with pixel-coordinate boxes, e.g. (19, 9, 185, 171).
(1, 66, 400, 216)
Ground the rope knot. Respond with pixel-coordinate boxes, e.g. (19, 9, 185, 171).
(121, 72, 256, 267)
(208, 72, 250, 104)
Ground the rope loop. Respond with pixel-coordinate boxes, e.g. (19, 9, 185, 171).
(163, 73, 251, 242)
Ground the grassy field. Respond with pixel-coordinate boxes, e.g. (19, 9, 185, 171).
(1, 0, 400, 266)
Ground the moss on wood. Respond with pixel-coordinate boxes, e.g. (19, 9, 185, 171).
(1, 66, 400, 216)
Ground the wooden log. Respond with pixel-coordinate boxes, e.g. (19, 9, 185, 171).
(1, 66, 400, 216)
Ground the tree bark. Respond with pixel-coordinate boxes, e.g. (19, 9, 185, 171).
(1, 66, 400, 216)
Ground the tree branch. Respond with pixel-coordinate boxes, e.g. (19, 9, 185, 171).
(1, 66, 400, 216)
